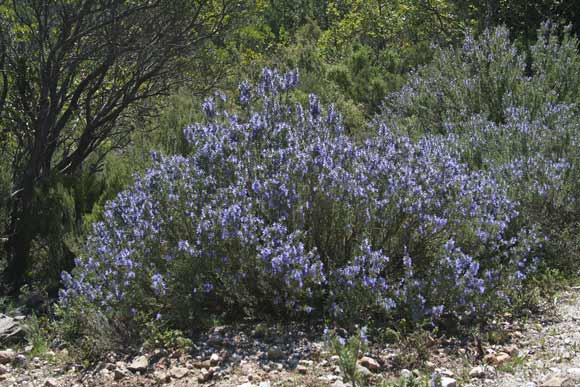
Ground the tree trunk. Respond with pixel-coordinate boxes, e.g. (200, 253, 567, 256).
(5, 226, 32, 292)
(4, 175, 36, 292)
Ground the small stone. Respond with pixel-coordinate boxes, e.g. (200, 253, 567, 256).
(44, 378, 58, 387)
(540, 376, 570, 387)
(359, 356, 380, 372)
(127, 355, 149, 372)
(356, 363, 372, 378)
(330, 355, 340, 363)
(469, 366, 485, 378)
(297, 365, 308, 374)
(169, 366, 189, 379)
(209, 353, 220, 366)
(195, 359, 211, 369)
(114, 367, 130, 381)
(567, 368, 580, 378)
(267, 347, 284, 361)
(400, 369, 413, 378)
(562, 352, 572, 360)
(198, 367, 213, 383)
(318, 374, 338, 383)
(154, 371, 171, 383)
(486, 352, 510, 366)
(259, 382, 271, 387)
(0, 315, 24, 343)
(496, 352, 511, 364)
(523, 383, 536, 387)
(537, 360, 545, 368)
(97, 368, 112, 381)
(0, 350, 16, 364)
(440, 377, 457, 387)
(504, 345, 518, 355)
(0, 364, 8, 375)
(436, 368, 454, 377)
(237, 383, 253, 387)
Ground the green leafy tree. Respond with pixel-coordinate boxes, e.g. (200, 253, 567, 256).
(0, 0, 239, 290)
(450, 0, 580, 43)
(320, 0, 466, 58)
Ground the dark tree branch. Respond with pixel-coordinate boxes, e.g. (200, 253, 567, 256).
(0, 0, 240, 287)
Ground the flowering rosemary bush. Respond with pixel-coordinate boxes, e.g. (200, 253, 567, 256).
(60, 67, 541, 334)
(381, 24, 580, 272)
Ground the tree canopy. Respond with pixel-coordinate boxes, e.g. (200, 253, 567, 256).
(0, 0, 239, 289)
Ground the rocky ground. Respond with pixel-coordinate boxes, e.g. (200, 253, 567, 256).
(2, 288, 580, 386)
(464, 287, 580, 387)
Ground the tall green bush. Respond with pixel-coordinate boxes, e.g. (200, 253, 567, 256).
(381, 24, 580, 272)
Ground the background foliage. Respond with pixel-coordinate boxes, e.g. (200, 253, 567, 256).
(0, 0, 579, 355)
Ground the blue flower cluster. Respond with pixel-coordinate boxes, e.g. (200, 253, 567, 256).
(61, 67, 541, 326)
